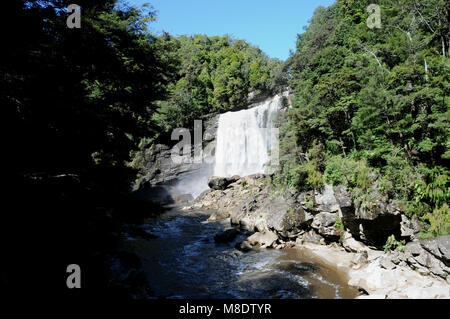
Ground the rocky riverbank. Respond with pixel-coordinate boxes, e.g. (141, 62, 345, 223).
(183, 174, 450, 299)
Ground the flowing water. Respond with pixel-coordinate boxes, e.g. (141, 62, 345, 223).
(122, 209, 358, 299)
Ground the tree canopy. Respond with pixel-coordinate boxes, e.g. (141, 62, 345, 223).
(151, 34, 288, 135)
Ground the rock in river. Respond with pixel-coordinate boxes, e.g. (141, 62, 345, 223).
(246, 231, 278, 248)
(208, 176, 239, 190)
(214, 229, 239, 243)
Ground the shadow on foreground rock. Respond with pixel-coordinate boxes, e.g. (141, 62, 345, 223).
(214, 229, 240, 243)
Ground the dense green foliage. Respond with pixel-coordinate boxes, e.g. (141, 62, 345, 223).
(276, 0, 449, 237)
(151, 34, 288, 135)
(4, 0, 172, 296)
(131, 34, 287, 169)
(5, 0, 178, 177)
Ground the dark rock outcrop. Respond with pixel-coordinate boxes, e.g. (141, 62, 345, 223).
(207, 176, 238, 190)
(336, 186, 403, 247)
(235, 240, 253, 252)
(420, 235, 450, 267)
(214, 229, 240, 243)
(132, 114, 219, 201)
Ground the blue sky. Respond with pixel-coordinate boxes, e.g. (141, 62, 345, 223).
(130, 0, 336, 61)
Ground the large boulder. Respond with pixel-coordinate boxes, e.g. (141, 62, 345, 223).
(314, 184, 340, 213)
(235, 240, 253, 252)
(265, 197, 312, 238)
(214, 229, 240, 243)
(247, 231, 278, 248)
(342, 231, 369, 253)
(208, 176, 239, 190)
(311, 212, 340, 240)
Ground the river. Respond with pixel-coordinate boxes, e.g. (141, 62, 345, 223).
(120, 208, 358, 299)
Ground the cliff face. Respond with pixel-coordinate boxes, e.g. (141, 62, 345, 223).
(132, 114, 219, 202)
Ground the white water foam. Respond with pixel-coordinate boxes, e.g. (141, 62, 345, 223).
(214, 93, 287, 177)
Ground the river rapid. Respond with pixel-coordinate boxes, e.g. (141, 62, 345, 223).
(120, 208, 358, 299)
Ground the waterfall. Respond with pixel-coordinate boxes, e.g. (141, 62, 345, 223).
(214, 93, 286, 177)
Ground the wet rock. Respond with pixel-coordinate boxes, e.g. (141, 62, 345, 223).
(235, 240, 253, 252)
(208, 176, 236, 190)
(203, 115, 219, 142)
(134, 144, 204, 188)
(214, 229, 239, 243)
(247, 231, 278, 248)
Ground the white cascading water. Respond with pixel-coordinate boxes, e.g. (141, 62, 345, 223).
(214, 93, 287, 177)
